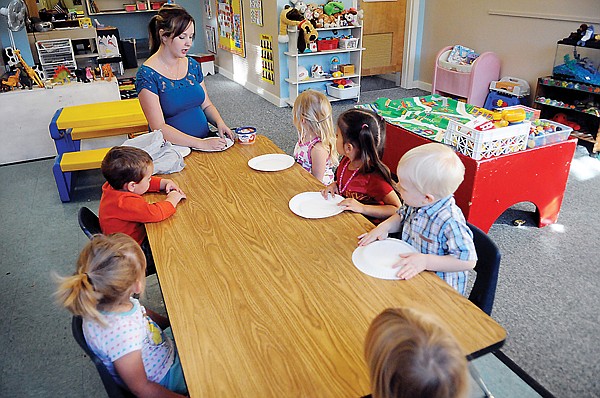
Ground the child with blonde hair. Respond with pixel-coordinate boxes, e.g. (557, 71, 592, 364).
(364, 307, 469, 398)
(358, 143, 476, 294)
(55, 233, 187, 397)
(292, 90, 339, 185)
(322, 108, 401, 223)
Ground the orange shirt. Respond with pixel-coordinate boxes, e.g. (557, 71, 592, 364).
(99, 177, 176, 245)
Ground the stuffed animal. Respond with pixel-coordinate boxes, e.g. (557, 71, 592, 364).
(323, 1, 344, 16)
(297, 19, 318, 53)
(279, 5, 305, 43)
(311, 64, 326, 78)
(101, 63, 114, 81)
(347, 8, 363, 26)
(322, 14, 336, 29)
(294, 0, 307, 17)
(312, 7, 324, 28)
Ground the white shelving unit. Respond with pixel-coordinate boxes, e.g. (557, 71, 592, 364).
(284, 25, 364, 106)
(36, 38, 77, 77)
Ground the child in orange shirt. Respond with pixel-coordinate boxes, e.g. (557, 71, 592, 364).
(99, 146, 186, 272)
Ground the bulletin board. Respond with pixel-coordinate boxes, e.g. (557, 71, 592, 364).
(216, 0, 246, 57)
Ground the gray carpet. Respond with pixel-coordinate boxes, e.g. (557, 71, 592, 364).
(1, 72, 598, 397)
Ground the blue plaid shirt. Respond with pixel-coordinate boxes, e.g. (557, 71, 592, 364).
(398, 195, 477, 295)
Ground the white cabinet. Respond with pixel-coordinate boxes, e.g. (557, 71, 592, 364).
(284, 25, 364, 106)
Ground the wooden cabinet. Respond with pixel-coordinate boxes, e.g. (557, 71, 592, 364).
(533, 76, 600, 155)
(284, 25, 364, 106)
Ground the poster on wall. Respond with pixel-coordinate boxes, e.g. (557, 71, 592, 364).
(260, 34, 274, 84)
(204, 0, 213, 19)
(216, 0, 245, 57)
(249, 0, 263, 26)
(205, 25, 217, 54)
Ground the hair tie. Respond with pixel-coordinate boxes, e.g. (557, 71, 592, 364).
(83, 272, 94, 288)
(362, 123, 369, 129)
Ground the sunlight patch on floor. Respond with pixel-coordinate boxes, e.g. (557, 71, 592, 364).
(569, 155, 600, 181)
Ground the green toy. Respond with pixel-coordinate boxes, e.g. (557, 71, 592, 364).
(324, 1, 344, 15)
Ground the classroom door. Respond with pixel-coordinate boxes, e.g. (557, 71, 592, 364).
(360, 0, 406, 76)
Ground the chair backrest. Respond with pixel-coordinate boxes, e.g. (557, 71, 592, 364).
(78, 207, 102, 239)
(467, 223, 501, 316)
(71, 316, 135, 398)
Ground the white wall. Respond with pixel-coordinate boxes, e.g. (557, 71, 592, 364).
(416, 0, 600, 98)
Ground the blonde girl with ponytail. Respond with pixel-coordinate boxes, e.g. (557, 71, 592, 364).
(56, 233, 187, 397)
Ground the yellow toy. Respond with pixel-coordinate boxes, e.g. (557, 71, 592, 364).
(477, 107, 526, 127)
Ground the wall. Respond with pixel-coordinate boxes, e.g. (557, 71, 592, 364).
(417, 0, 600, 98)
(207, 0, 282, 106)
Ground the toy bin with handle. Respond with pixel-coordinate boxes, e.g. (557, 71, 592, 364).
(317, 38, 339, 51)
(443, 119, 530, 160)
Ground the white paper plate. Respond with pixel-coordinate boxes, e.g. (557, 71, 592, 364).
(171, 145, 191, 157)
(192, 138, 234, 152)
(248, 154, 295, 172)
(352, 238, 418, 280)
(289, 192, 345, 219)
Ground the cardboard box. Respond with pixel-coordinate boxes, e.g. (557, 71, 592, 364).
(340, 64, 355, 75)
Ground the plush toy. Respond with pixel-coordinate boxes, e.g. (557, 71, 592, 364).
(323, 1, 344, 16)
(311, 64, 326, 78)
(312, 7, 324, 28)
(297, 19, 318, 53)
(294, 0, 307, 17)
(279, 5, 305, 43)
(322, 14, 336, 29)
(346, 8, 363, 26)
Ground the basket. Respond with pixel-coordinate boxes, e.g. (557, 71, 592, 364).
(527, 119, 572, 149)
(339, 37, 359, 49)
(443, 119, 530, 160)
(326, 84, 359, 99)
(317, 38, 338, 51)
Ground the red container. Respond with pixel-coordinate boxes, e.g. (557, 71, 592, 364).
(150, 1, 163, 9)
(317, 38, 339, 52)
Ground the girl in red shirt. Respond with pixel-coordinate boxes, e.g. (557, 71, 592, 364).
(322, 109, 401, 223)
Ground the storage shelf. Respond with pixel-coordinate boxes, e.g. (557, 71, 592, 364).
(534, 99, 600, 117)
(88, 9, 156, 15)
(285, 48, 364, 57)
(285, 73, 359, 85)
(539, 77, 600, 95)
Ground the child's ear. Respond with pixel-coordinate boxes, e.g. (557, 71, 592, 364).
(423, 193, 436, 205)
(124, 181, 137, 193)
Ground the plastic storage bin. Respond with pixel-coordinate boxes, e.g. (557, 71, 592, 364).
(339, 37, 359, 49)
(317, 38, 338, 51)
(527, 119, 572, 148)
(443, 119, 530, 160)
(327, 84, 359, 99)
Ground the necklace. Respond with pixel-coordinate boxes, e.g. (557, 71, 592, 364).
(339, 158, 360, 194)
(159, 54, 180, 79)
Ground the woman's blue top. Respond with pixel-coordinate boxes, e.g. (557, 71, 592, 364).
(136, 57, 210, 138)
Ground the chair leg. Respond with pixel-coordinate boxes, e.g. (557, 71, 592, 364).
(52, 155, 72, 202)
(469, 362, 495, 398)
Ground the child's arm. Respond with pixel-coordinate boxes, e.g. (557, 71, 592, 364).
(393, 254, 476, 281)
(357, 212, 403, 246)
(114, 351, 186, 397)
(339, 190, 401, 219)
(309, 143, 330, 184)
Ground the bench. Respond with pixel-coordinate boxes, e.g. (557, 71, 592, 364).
(53, 147, 112, 202)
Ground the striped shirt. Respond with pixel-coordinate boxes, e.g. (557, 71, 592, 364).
(398, 195, 477, 295)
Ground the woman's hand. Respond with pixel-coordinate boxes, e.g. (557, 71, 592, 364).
(321, 182, 339, 198)
(217, 122, 235, 141)
(198, 136, 228, 151)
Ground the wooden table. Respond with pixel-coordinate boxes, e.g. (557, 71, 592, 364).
(383, 123, 578, 233)
(146, 136, 506, 398)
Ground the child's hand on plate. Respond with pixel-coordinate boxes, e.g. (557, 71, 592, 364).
(393, 252, 427, 280)
(338, 197, 364, 213)
(321, 182, 339, 199)
(357, 224, 389, 246)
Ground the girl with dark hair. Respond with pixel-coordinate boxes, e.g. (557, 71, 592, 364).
(136, 4, 234, 151)
(322, 108, 401, 223)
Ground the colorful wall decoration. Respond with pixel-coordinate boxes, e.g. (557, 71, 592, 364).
(205, 25, 217, 54)
(216, 0, 245, 57)
(260, 34, 274, 84)
(249, 0, 263, 26)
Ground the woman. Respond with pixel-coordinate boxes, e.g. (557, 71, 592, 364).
(136, 4, 234, 150)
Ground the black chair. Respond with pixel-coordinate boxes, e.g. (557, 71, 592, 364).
(467, 223, 501, 316)
(78, 207, 102, 239)
(71, 316, 135, 398)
